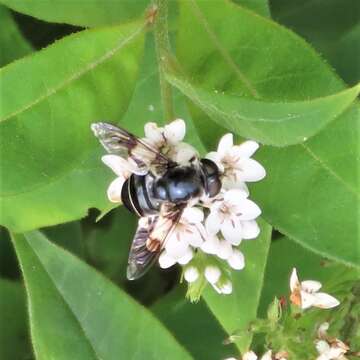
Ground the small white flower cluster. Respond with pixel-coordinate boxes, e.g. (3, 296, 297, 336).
(226, 350, 288, 360)
(289, 268, 340, 310)
(101, 119, 265, 296)
(315, 322, 349, 360)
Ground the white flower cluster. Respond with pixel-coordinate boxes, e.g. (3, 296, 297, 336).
(101, 119, 265, 296)
(315, 322, 349, 360)
(226, 350, 288, 360)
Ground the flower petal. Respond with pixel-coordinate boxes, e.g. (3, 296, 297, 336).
(107, 177, 125, 203)
(317, 322, 329, 339)
(236, 140, 259, 158)
(165, 233, 189, 259)
(159, 251, 176, 269)
(241, 220, 260, 239)
(260, 350, 272, 360)
(144, 122, 163, 144)
(102, 155, 131, 176)
(177, 247, 193, 265)
(301, 280, 322, 293)
(204, 266, 221, 284)
(201, 236, 221, 255)
(227, 249, 245, 270)
(184, 226, 204, 248)
(300, 290, 317, 309)
(182, 206, 204, 224)
(184, 266, 199, 283)
(217, 133, 233, 155)
(316, 340, 331, 355)
(290, 268, 300, 292)
(170, 142, 198, 164)
(243, 351, 258, 360)
(236, 158, 266, 182)
(224, 188, 249, 204)
(205, 210, 222, 235)
(221, 218, 242, 245)
(222, 177, 249, 194)
(236, 199, 262, 220)
(217, 240, 233, 260)
(220, 280, 233, 295)
(164, 118, 186, 144)
(313, 292, 340, 309)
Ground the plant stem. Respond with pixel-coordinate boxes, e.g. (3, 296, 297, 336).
(153, 0, 174, 122)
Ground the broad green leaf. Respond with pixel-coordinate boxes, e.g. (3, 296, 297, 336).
(259, 237, 360, 316)
(0, 22, 145, 233)
(0, 0, 148, 27)
(166, 71, 360, 146)
(12, 231, 193, 360)
(202, 219, 272, 353)
(0, 279, 32, 360)
(271, 0, 360, 86)
(176, 0, 360, 267)
(152, 286, 237, 360)
(0, 5, 32, 67)
(234, 0, 270, 17)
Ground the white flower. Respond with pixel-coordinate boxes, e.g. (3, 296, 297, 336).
(211, 278, 233, 295)
(205, 189, 261, 245)
(184, 266, 199, 283)
(206, 133, 265, 190)
(204, 265, 221, 284)
(290, 268, 340, 310)
(101, 155, 138, 203)
(144, 119, 197, 165)
(242, 350, 273, 360)
(315, 339, 349, 360)
(227, 249, 245, 270)
(159, 207, 205, 268)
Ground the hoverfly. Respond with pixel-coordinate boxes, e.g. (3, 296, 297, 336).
(92, 122, 222, 280)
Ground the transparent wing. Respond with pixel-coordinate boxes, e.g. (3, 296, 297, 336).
(126, 203, 185, 280)
(91, 122, 174, 175)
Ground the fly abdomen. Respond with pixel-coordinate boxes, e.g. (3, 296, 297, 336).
(121, 174, 160, 216)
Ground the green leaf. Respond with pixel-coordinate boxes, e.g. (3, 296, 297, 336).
(166, 71, 360, 146)
(202, 219, 272, 353)
(152, 286, 237, 360)
(271, 0, 360, 86)
(0, 21, 145, 233)
(0, 279, 32, 360)
(176, 0, 360, 267)
(234, 0, 270, 17)
(0, 5, 32, 67)
(0, 0, 148, 27)
(12, 231, 193, 360)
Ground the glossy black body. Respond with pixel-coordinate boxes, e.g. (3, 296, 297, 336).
(122, 159, 221, 216)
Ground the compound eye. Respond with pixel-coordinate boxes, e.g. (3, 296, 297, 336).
(207, 176, 222, 197)
(200, 159, 222, 197)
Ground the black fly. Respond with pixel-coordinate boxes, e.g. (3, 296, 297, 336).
(92, 122, 222, 280)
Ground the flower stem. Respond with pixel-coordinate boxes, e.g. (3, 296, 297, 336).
(153, 0, 174, 123)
